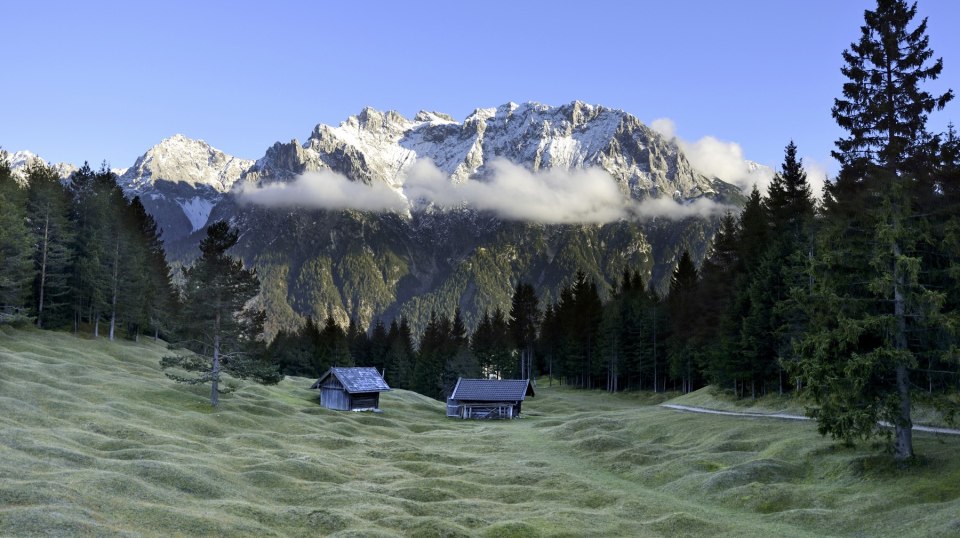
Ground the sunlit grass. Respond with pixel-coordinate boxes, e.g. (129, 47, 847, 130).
(1, 325, 959, 536)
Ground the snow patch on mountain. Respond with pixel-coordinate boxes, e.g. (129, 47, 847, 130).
(177, 196, 216, 232)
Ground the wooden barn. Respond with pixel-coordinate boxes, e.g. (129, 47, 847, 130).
(310, 367, 391, 411)
(446, 378, 535, 419)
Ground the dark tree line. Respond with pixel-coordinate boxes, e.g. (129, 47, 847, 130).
(0, 157, 279, 407)
(0, 159, 178, 340)
(267, 282, 543, 401)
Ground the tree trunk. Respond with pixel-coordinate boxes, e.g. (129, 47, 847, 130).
(109, 232, 120, 341)
(892, 239, 913, 461)
(652, 310, 658, 393)
(211, 310, 221, 407)
(36, 211, 50, 329)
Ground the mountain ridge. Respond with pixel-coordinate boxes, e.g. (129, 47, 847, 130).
(6, 101, 756, 336)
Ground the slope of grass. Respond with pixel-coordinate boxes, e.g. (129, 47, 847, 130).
(2, 325, 960, 537)
(666, 386, 810, 416)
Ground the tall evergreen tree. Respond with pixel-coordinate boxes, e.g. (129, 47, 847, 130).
(411, 310, 448, 400)
(367, 318, 388, 370)
(666, 251, 700, 393)
(161, 221, 280, 406)
(0, 153, 32, 314)
(384, 316, 416, 389)
(67, 163, 111, 335)
(26, 162, 74, 329)
(798, 0, 953, 460)
(127, 196, 177, 340)
(319, 315, 352, 368)
(767, 142, 818, 394)
(697, 212, 743, 389)
(508, 282, 540, 380)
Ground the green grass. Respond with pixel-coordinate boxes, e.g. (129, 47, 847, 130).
(2, 325, 960, 537)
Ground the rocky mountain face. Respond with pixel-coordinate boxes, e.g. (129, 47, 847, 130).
(118, 134, 254, 243)
(9, 101, 747, 338)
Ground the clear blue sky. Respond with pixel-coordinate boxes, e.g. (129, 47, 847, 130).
(2, 0, 957, 177)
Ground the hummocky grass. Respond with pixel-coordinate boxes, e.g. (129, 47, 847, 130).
(2, 325, 960, 537)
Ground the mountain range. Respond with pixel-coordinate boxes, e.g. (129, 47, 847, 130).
(8, 101, 753, 337)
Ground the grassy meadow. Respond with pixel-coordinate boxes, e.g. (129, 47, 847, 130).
(1, 325, 959, 537)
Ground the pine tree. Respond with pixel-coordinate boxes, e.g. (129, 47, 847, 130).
(367, 319, 388, 370)
(127, 196, 177, 340)
(508, 282, 540, 380)
(384, 316, 415, 388)
(666, 251, 700, 393)
(697, 212, 742, 389)
(319, 315, 352, 368)
(571, 272, 603, 388)
(767, 142, 818, 394)
(411, 311, 448, 400)
(618, 271, 647, 390)
(67, 163, 111, 335)
(443, 307, 479, 396)
(0, 153, 33, 314)
(161, 221, 280, 406)
(26, 162, 75, 329)
(798, 0, 953, 460)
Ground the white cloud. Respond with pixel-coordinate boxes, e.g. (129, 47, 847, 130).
(238, 158, 734, 223)
(236, 170, 407, 212)
(651, 117, 775, 195)
(632, 196, 734, 220)
(802, 156, 831, 199)
(649, 118, 677, 140)
(403, 159, 630, 224)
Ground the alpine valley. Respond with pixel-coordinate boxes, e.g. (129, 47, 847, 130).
(13, 101, 750, 337)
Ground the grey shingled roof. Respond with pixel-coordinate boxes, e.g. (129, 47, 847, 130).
(449, 378, 535, 402)
(311, 367, 391, 393)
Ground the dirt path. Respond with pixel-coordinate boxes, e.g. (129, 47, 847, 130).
(660, 403, 960, 436)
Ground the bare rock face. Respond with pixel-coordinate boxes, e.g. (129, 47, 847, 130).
(240, 139, 326, 184)
(115, 135, 255, 242)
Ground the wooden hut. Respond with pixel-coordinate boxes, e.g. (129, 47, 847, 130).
(446, 378, 535, 419)
(310, 367, 391, 411)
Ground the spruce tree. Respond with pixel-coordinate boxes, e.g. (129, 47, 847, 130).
(798, 0, 953, 460)
(697, 212, 742, 389)
(411, 311, 447, 400)
(571, 272, 603, 388)
(385, 317, 415, 388)
(0, 153, 32, 315)
(367, 319, 388, 370)
(666, 251, 700, 393)
(508, 282, 540, 380)
(127, 196, 177, 340)
(26, 162, 75, 329)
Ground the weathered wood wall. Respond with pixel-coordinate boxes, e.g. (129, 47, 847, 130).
(320, 385, 350, 410)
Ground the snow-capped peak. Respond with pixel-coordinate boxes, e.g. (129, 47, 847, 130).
(119, 134, 254, 193)
(4, 149, 78, 185)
